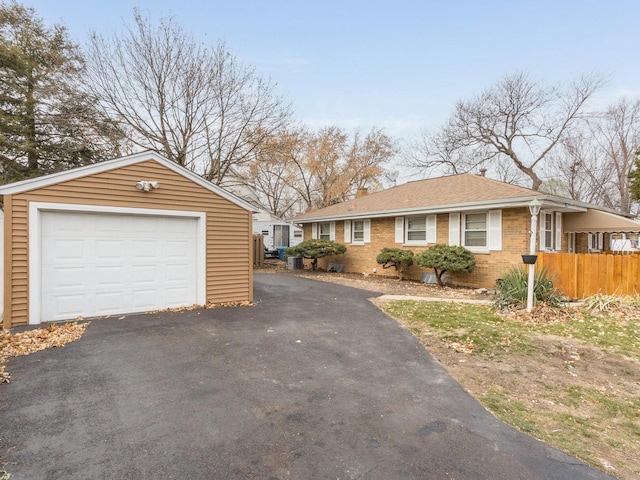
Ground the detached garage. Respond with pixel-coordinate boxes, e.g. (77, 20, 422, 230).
(0, 151, 256, 328)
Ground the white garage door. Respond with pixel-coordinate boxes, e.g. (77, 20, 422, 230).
(40, 211, 198, 322)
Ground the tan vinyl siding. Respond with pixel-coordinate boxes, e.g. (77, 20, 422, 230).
(4, 159, 252, 327)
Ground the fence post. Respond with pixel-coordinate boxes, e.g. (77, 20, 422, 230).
(253, 234, 265, 267)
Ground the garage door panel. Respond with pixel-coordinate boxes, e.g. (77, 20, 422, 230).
(40, 211, 198, 322)
(132, 240, 160, 259)
(134, 216, 159, 234)
(95, 265, 126, 288)
(43, 211, 84, 233)
(44, 238, 86, 262)
(50, 294, 86, 319)
(166, 264, 190, 282)
(95, 290, 129, 315)
(132, 288, 162, 310)
(132, 264, 159, 285)
(95, 239, 125, 259)
(166, 240, 191, 259)
(96, 215, 127, 233)
(42, 265, 86, 290)
(166, 287, 190, 306)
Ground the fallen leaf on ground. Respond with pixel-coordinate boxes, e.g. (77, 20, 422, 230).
(1, 322, 89, 383)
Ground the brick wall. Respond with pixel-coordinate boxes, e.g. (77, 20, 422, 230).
(301, 207, 550, 288)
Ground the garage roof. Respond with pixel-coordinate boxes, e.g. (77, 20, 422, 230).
(0, 151, 257, 212)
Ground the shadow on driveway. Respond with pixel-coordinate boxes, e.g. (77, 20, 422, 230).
(0, 274, 614, 479)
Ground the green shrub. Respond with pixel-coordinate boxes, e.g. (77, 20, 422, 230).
(415, 244, 476, 286)
(285, 239, 347, 270)
(376, 247, 415, 280)
(493, 265, 563, 309)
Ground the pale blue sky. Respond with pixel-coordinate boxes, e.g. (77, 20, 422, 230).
(24, 1, 640, 139)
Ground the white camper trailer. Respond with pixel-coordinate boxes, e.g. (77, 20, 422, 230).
(253, 210, 303, 256)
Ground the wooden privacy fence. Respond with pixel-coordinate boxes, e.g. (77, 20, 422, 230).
(253, 234, 265, 267)
(537, 252, 640, 299)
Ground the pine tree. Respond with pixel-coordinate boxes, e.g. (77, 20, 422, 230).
(0, 1, 120, 184)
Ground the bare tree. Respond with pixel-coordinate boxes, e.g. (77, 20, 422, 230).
(548, 98, 640, 215)
(405, 72, 605, 190)
(546, 132, 607, 204)
(246, 128, 305, 218)
(85, 10, 291, 183)
(592, 98, 640, 215)
(288, 127, 396, 211)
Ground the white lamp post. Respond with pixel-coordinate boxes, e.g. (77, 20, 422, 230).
(525, 198, 542, 312)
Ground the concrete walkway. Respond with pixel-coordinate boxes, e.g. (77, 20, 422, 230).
(376, 294, 493, 304)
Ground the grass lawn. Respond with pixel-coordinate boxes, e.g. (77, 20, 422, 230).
(379, 300, 640, 480)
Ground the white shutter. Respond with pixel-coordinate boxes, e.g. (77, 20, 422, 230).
(448, 213, 460, 246)
(364, 219, 371, 243)
(311, 223, 318, 240)
(344, 220, 351, 243)
(555, 212, 562, 251)
(395, 217, 404, 243)
(426, 215, 437, 243)
(488, 210, 502, 251)
(539, 211, 546, 250)
(330, 221, 336, 241)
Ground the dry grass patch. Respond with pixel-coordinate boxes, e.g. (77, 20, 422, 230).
(378, 300, 640, 480)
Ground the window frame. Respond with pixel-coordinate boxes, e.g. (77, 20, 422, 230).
(405, 215, 427, 244)
(542, 212, 553, 250)
(352, 220, 365, 244)
(319, 222, 332, 241)
(462, 212, 488, 250)
(399, 215, 437, 246)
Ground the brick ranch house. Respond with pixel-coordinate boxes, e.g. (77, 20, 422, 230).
(293, 173, 640, 288)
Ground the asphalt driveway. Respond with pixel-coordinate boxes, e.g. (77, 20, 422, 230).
(0, 274, 614, 479)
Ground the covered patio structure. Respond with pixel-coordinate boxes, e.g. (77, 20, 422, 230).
(563, 209, 640, 254)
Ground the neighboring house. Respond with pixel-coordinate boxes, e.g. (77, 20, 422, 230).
(0, 151, 257, 329)
(222, 177, 303, 251)
(293, 173, 640, 288)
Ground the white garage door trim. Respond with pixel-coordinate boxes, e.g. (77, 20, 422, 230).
(29, 202, 207, 325)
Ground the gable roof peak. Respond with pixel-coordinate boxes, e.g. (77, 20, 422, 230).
(0, 150, 257, 212)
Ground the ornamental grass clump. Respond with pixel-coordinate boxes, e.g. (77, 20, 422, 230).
(493, 265, 563, 309)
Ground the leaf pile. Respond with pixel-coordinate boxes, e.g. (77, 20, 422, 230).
(1, 322, 89, 383)
(144, 301, 254, 316)
(206, 300, 254, 309)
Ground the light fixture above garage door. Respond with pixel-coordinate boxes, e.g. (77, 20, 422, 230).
(136, 180, 160, 192)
